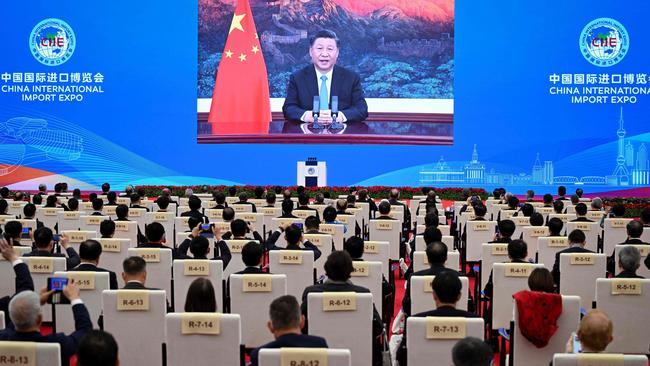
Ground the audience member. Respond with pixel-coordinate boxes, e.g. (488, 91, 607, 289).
(484, 239, 528, 298)
(266, 223, 321, 260)
(607, 220, 648, 273)
(184, 277, 217, 312)
(24, 227, 80, 269)
(547, 217, 564, 236)
(0, 239, 35, 330)
(615, 246, 644, 278)
(571, 203, 593, 222)
(565, 310, 613, 353)
(232, 192, 257, 212)
(452, 337, 494, 366)
(76, 330, 120, 366)
(552, 229, 593, 285)
(235, 241, 265, 274)
(70, 239, 119, 289)
(490, 219, 515, 243)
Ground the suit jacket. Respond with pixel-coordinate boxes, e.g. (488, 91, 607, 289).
(234, 266, 265, 275)
(570, 217, 594, 222)
(23, 248, 80, 270)
(282, 65, 369, 123)
(232, 201, 257, 213)
(607, 238, 649, 273)
(0, 262, 34, 330)
(71, 263, 118, 289)
(0, 303, 91, 365)
(615, 270, 644, 279)
(250, 333, 328, 366)
(177, 238, 232, 268)
(211, 204, 227, 209)
(402, 264, 456, 316)
(91, 211, 104, 216)
(265, 232, 322, 261)
(552, 246, 594, 285)
(389, 199, 411, 229)
(180, 210, 209, 223)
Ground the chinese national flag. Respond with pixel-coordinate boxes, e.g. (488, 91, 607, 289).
(208, 0, 271, 134)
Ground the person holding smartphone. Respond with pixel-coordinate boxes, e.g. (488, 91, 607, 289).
(23, 227, 80, 269)
(0, 238, 35, 330)
(565, 310, 613, 354)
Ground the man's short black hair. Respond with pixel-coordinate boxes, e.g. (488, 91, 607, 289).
(553, 200, 564, 213)
(547, 217, 564, 236)
(304, 215, 320, 230)
(344, 236, 364, 259)
(33, 227, 53, 248)
(640, 208, 650, 224)
(23, 203, 36, 218)
(188, 196, 202, 210)
(101, 183, 110, 193)
(187, 216, 202, 231)
(529, 212, 544, 226)
(222, 207, 235, 221)
(76, 330, 119, 366)
(324, 250, 354, 281)
(432, 270, 462, 303)
(297, 186, 305, 195)
(378, 201, 391, 215)
(266, 192, 276, 205)
(46, 195, 58, 207)
(423, 226, 443, 245)
(145, 222, 165, 242)
(568, 229, 586, 244)
(241, 241, 263, 266)
(281, 199, 294, 215)
(115, 204, 129, 219)
(473, 204, 487, 218)
(611, 204, 626, 217)
(137, 188, 145, 198)
(254, 187, 265, 199)
(107, 191, 117, 203)
(507, 196, 520, 209)
(0, 187, 9, 198)
(4, 221, 22, 239)
(543, 194, 553, 204)
(452, 337, 493, 366)
(230, 219, 248, 237)
(298, 194, 309, 206)
(130, 193, 140, 204)
(507, 239, 527, 260)
(238, 192, 248, 202)
(558, 186, 567, 196)
(79, 239, 103, 261)
(92, 198, 104, 211)
(67, 198, 79, 211)
(323, 206, 337, 222)
(309, 29, 340, 47)
(156, 195, 170, 210)
(269, 295, 301, 330)
(575, 188, 584, 198)
(228, 187, 237, 196)
(575, 203, 588, 216)
(520, 203, 534, 217)
(497, 219, 516, 238)
(285, 224, 303, 245)
(426, 241, 448, 265)
(123, 256, 146, 275)
(626, 220, 643, 238)
(214, 192, 226, 204)
(424, 212, 439, 227)
(100, 220, 115, 237)
(189, 236, 210, 258)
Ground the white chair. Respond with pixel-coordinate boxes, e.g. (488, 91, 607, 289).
(172, 260, 224, 312)
(127, 208, 148, 232)
(511, 216, 531, 240)
(145, 211, 175, 245)
(35, 207, 63, 230)
(537, 237, 569, 270)
(52, 271, 110, 333)
(258, 348, 351, 366)
(595, 278, 650, 354)
(492, 263, 544, 329)
(586, 211, 606, 222)
(336, 214, 356, 240)
(174, 216, 192, 235)
(165, 313, 241, 366)
(304, 233, 334, 278)
(465, 221, 497, 262)
(228, 274, 287, 348)
(102, 205, 117, 220)
(260, 207, 282, 232)
(204, 208, 224, 222)
(20, 256, 67, 322)
(236, 212, 265, 235)
(93, 238, 131, 275)
(350, 260, 383, 314)
(614, 245, 650, 278)
(102, 290, 167, 365)
(559, 253, 606, 308)
(79, 215, 109, 232)
(307, 292, 374, 366)
(552, 353, 648, 366)
(548, 214, 577, 226)
(565, 222, 601, 252)
(269, 250, 315, 300)
(270, 218, 304, 246)
(412, 251, 461, 272)
(231, 204, 253, 214)
(521, 226, 550, 259)
(481, 243, 510, 289)
(114, 221, 139, 246)
(406, 317, 484, 366)
(0, 247, 32, 297)
(512, 295, 580, 366)
(0, 341, 61, 366)
(319, 224, 345, 251)
(603, 218, 634, 256)
(369, 220, 401, 260)
(410, 275, 469, 314)
(415, 235, 454, 252)
(362, 241, 390, 277)
(223, 240, 258, 279)
(126, 248, 173, 299)
(7, 201, 27, 217)
(56, 211, 81, 232)
(60, 230, 97, 253)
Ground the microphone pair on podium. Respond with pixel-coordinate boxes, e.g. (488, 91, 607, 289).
(311, 95, 342, 131)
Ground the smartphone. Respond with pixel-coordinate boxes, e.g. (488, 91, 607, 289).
(571, 333, 582, 353)
(21, 227, 30, 234)
(52, 234, 61, 242)
(200, 224, 212, 230)
(46, 277, 70, 304)
(294, 223, 303, 230)
(200, 223, 214, 238)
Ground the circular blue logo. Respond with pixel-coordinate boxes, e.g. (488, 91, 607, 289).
(579, 18, 629, 67)
(29, 18, 76, 66)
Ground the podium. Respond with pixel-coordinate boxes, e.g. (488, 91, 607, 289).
(297, 158, 327, 187)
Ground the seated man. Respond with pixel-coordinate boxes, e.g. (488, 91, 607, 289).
(388, 189, 411, 231)
(565, 309, 613, 353)
(100, 219, 116, 238)
(0, 282, 91, 365)
(542, 194, 554, 208)
(282, 29, 368, 124)
(177, 224, 232, 267)
(372, 201, 396, 221)
(296, 194, 319, 218)
(322, 206, 347, 233)
(3, 221, 26, 247)
(396, 271, 478, 366)
(483, 239, 528, 298)
(266, 223, 322, 260)
(452, 337, 494, 366)
(556, 186, 569, 201)
(211, 191, 227, 209)
(235, 241, 265, 274)
(553, 200, 565, 214)
(264, 193, 276, 208)
(76, 329, 120, 366)
(129, 193, 149, 211)
(220, 218, 263, 242)
(552, 229, 593, 285)
(547, 217, 564, 236)
(489, 219, 515, 244)
(21, 204, 44, 229)
(278, 199, 298, 218)
(0, 239, 35, 330)
(91, 198, 105, 216)
(615, 246, 644, 278)
(122, 256, 155, 290)
(607, 220, 649, 274)
(137, 222, 181, 258)
(114, 204, 147, 244)
(232, 192, 257, 213)
(180, 196, 209, 223)
(24, 227, 80, 269)
(71, 239, 119, 289)
(570, 203, 593, 222)
(250, 295, 328, 366)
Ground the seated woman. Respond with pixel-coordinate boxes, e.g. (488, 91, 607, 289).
(184, 278, 217, 312)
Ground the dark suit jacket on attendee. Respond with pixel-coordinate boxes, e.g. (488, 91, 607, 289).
(250, 333, 328, 366)
(282, 65, 369, 123)
(232, 201, 257, 213)
(570, 217, 594, 222)
(71, 262, 118, 290)
(402, 264, 457, 316)
(615, 270, 644, 279)
(0, 261, 34, 330)
(552, 246, 595, 285)
(180, 210, 209, 223)
(176, 237, 232, 268)
(607, 238, 649, 273)
(23, 248, 80, 270)
(265, 231, 322, 260)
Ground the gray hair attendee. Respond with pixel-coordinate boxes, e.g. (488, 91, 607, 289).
(615, 246, 644, 278)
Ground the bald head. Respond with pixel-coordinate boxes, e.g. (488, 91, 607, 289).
(389, 189, 399, 199)
(578, 310, 613, 352)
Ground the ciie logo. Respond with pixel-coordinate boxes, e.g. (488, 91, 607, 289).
(579, 18, 629, 67)
(29, 18, 76, 66)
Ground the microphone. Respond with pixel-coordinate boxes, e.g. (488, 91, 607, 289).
(331, 96, 339, 121)
(312, 96, 321, 128)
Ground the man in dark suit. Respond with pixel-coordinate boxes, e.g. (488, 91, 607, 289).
(547, 217, 564, 236)
(210, 192, 228, 209)
(0, 282, 92, 366)
(278, 199, 298, 219)
(121, 256, 155, 290)
(607, 220, 649, 274)
(357, 189, 377, 219)
(20, 204, 44, 229)
(250, 295, 328, 366)
(396, 270, 478, 366)
(154, 196, 171, 212)
(296, 194, 319, 219)
(614, 246, 644, 279)
(0, 239, 35, 330)
(24, 227, 80, 269)
(388, 189, 411, 230)
(76, 330, 119, 366)
(371, 201, 397, 221)
(218, 218, 264, 243)
(489, 219, 515, 244)
(181, 196, 209, 223)
(3, 221, 27, 247)
(483, 239, 529, 298)
(137, 222, 181, 259)
(266, 223, 322, 260)
(570, 203, 594, 222)
(91, 198, 105, 215)
(100, 219, 115, 238)
(552, 229, 594, 285)
(234, 241, 266, 275)
(129, 193, 150, 212)
(70, 239, 118, 289)
(232, 192, 257, 213)
(282, 29, 368, 124)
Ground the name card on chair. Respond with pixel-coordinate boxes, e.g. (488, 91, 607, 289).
(153, 212, 170, 222)
(364, 242, 380, 253)
(279, 250, 303, 264)
(27, 258, 54, 273)
(472, 222, 489, 231)
(84, 216, 102, 225)
(261, 207, 277, 216)
(323, 292, 357, 311)
(0, 341, 36, 366)
(307, 236, 323, 247)
(242, 275, 272, 292)
(228, 241, 247, 253)
(137, 249, 160, 263)
(513, 217, 530, 226)
(103, 206, 117, 216)
(425, 317, 467, 339)
(42, 208, 59, 216)
(66, 231, 91, 243)
(576, 353, 624, 366)
(181, 313, 221, 335)
(99, 239, 122, 253)
(530, 227, 549, 237)
(610, 219, 627, 228)
(422, 276, 435, 293)
(376, 221, 393, 230)
(65, 272, 96, 290)
(491, 244, 508, 256)
(504, 263, 532, 277)
(117, 290, 150, 311)
(570, 253, 596, 265)
(548, 237, 569, 247)
(610, 279, 643, 295)
(575, 223, 591, 231)
(632, 245, 649, 257)
(63, 211, 80, 220)
(183, 260, 210, 276)
(129, 210, 142, 217)
(351, 261, 370, 277)
(10, 201, 25, 209)
(320, 225, 335, 234)
(239, 213, 257, 222)
(115, 222, 130, 232)
(280, 348, 328, 366)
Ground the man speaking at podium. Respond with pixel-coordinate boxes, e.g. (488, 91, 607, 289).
(282, 30, 369, 124)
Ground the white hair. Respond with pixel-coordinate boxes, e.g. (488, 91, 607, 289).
(9, 291, 41, 330)
(619, 246, 641, 272)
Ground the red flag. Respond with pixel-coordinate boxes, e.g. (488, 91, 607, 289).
(208, 0, 271, 135)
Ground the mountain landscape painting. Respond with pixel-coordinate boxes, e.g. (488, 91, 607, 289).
(198, 0, 455, 99)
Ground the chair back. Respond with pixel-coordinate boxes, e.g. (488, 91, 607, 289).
(406, 317, 484, 366)
(410, 275, 469, 314)
(269, 250, 315, 299)
(559, 253, 607, 308)
(172, 260, 224, 312)
(258, 348, 351, 366)
(0, 341, 61, 366)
